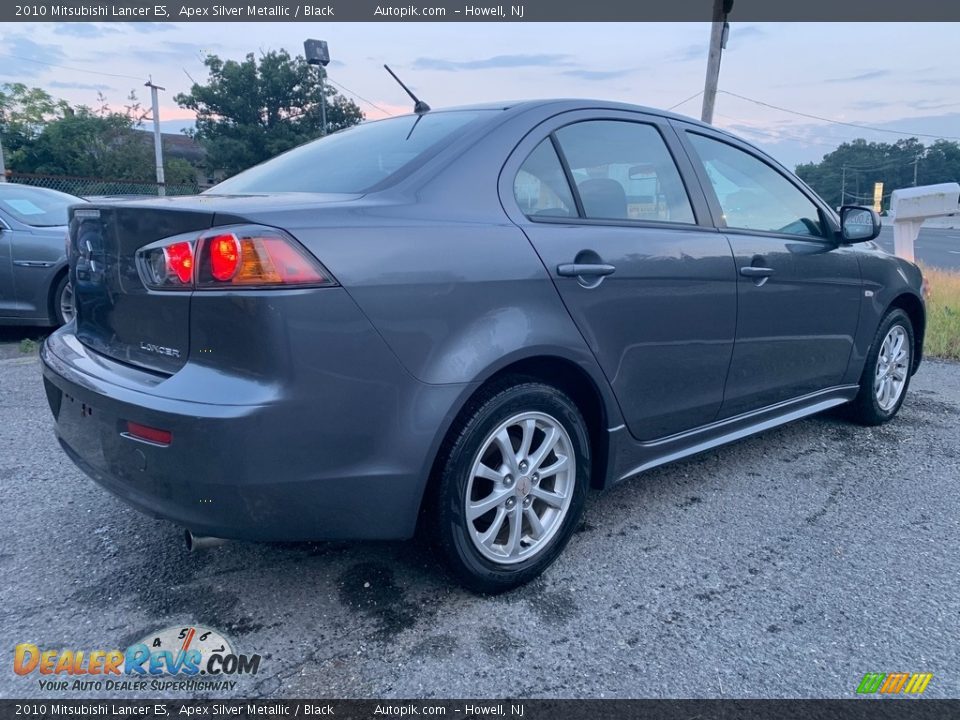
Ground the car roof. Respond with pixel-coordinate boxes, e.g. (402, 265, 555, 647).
(391, 98, 714, 128)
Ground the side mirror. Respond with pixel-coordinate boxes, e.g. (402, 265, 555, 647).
(839, 205, 881, 243)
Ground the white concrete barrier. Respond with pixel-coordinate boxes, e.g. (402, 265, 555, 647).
(889, 183, 960, 262)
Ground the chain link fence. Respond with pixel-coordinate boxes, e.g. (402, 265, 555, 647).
(3, 172, 200, 198)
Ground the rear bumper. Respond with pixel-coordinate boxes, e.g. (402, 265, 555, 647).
(40, 310, 469, 541)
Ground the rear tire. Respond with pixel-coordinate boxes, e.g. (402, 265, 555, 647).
(847, 308, 914, 426)
(431, 378, 590, 594)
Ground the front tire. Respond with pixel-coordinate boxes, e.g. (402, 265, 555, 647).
(53, 275, 75, 326)
(847, 308, 914, 426)
(431, 379, 590, 594)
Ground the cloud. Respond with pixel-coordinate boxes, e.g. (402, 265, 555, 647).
(672, 44, 708, 63)
(0, 36, 66, 78)
(53, 23, 118, 38)
(561, 69, 634, 81)
(123, 42, 218, 64)
(733, 25, 766, 40)
(847, 100, 895, 111)
(412, 54, 574, 71)
(48, 81, 115, 91)
(824, 69, 892, 83)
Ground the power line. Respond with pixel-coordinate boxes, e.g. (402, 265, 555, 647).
(668, 90, 703, 111)
(719, 90, 960, 142)
(0, 53, 146, 82)
(324, 78, 393, 117)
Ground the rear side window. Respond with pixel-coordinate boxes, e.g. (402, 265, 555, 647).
(514, 139, 578, 218)
(686, 133, 826, 238)
(209, 110, 492, 194)
(554, 120, 695, 223)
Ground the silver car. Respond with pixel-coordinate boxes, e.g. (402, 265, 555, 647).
(0, 184, 81, 326)
(41, 101, 925, 593)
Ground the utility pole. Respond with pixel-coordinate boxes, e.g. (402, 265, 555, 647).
(318, 66, 328, 135)
(0, 136, 6, 183)
(701, 0, 734, 125)
(144, 78, 166, 197)
(304, 39, 331, 136)
(841, 165, 847, 206)
(913, 155, 920, 186)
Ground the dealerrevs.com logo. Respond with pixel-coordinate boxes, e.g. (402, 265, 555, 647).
(13, 625, 261, 692)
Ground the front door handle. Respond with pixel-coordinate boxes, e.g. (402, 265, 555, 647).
(557, 263, 616, 278)
(739, 266, 775, 278)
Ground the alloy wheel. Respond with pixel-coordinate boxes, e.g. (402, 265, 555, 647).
(874, 324, 909, 411)
(465, 411, 575, 564)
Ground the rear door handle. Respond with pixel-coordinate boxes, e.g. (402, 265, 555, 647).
(739, 266, 775, 278)
(557, 263, 616, 278)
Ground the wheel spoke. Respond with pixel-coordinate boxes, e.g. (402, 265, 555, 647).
(494, 429, 518, 472)
(474, 462, 503, 483)
(517, 418, 536, 461)
(528, 426, 559, 472)
(467, 489, 511, 520)
(535, 454, 569, 479)
(531, 485, 566, 508)
(524, 507, 545, 539)
(478, 507, 508, 546)
(505, 504, 523, 556)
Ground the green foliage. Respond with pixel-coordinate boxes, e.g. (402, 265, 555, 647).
(796, 138, 960, 211)
(2, 85, 195, 184)
(175, 50, 364, 177)
(0, 83, 71, 157)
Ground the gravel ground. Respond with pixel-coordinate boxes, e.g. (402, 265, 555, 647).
(0, 346, 958, 699)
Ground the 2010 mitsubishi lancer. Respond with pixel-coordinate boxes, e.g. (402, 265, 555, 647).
(41, 99, 925, 593)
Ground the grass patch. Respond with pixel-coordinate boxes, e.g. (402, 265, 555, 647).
(18, 338, 37, 354)
(921, 265, 960, 361)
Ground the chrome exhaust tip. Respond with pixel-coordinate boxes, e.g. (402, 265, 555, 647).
(184, 529, 228, 552)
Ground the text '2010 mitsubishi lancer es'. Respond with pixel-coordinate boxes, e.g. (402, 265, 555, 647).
(41, 100, 925, 593)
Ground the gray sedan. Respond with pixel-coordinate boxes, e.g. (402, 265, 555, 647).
(40, 100, 925, 593)
(0, 184, 81, 326)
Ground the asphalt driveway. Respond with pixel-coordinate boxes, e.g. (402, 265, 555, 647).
(0, 345, 957, 699)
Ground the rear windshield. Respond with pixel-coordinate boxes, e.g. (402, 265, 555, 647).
(0, 185, 82, 227)
(209, 110, 494, 194)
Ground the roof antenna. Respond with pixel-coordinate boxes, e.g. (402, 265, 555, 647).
(384, 64, 431, 114)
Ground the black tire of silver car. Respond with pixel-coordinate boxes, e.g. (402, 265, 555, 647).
(53, 275, 75, 326)
(848, 308, 914, 426)
(431, 378, 590, 594)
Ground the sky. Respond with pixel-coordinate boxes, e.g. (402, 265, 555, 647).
(1, 21, 959, 169)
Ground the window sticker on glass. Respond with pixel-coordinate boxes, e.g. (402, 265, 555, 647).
(4, 199, 46, 216)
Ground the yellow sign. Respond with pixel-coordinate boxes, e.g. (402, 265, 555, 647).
(873, 182, 884, 213)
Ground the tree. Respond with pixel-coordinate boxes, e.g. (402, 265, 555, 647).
(175, 50, 364, 177)
(796, 137, 960, 211)
(3, 87, 196, 184)
(0, 83, 71, 157)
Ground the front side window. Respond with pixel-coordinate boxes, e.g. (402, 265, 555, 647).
(554, 120, 695, 223)
(687, 133, 825, 237)
(513, 139, 578, 218)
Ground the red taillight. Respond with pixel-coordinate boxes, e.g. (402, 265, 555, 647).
(137, 225, 336, 290)
(125, 421, 172, 446)
(164, 242, 195, 284)
(208, 234, 241, 281)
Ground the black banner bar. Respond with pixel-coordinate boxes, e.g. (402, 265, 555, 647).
(2, 700, 959, 720)
(5, 0, 960, 22)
